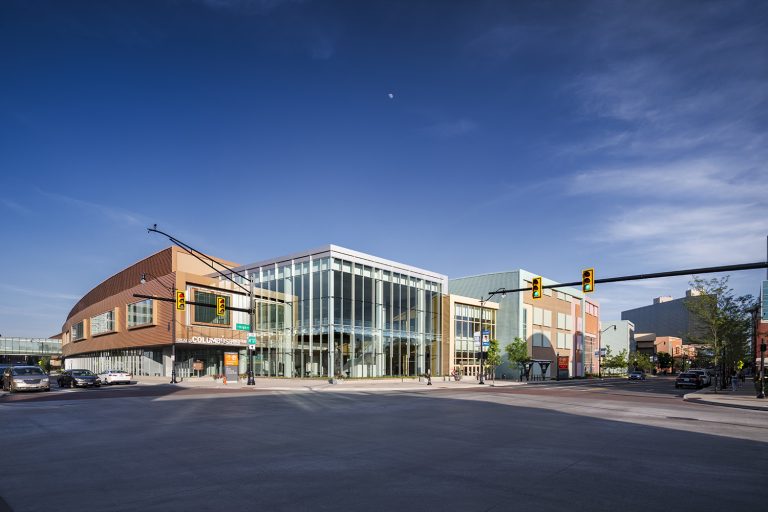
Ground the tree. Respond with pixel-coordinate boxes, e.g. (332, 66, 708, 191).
(505, 337, 531, 381)
(485, 339, 502, 384)
(685, 276, 755, 388)
(629, 352, 653, 373)
(657, 351, 673, 372)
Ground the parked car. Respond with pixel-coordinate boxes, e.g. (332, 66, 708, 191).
(2, 366, 50, 392)
(688, 369, 711, 387)
(675, 372, 703, 389)
(97, 369, 132, 385)
(628, 371, 646, 380)
(57, 369, 101, 388)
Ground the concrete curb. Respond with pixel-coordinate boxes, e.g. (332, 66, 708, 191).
(683, 390, 768, 412)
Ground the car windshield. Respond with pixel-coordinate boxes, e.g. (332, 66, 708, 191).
(12, 367, 45, 376)
(72, 370, 95, 376)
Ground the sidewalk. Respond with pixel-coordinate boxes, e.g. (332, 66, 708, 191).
(132, 375, 527, 392)
(683, 382, 768, 412)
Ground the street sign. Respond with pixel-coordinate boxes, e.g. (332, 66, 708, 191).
(236, 323, 250, 331)
(482, 330, 490, 335)
(247, 333, 257, 346)
(482, 341, 490, 347)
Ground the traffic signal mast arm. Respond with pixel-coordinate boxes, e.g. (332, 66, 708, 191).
(489, 261, 768, 296)
(132, 293, 252, 313)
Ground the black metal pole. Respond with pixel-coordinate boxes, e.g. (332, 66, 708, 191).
(479, 298, 485, 385)
(758, 341, 766, 399)
(247, 278, 256, 385)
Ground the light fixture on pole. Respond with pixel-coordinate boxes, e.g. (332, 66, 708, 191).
(478, 288, 506, 385)
(140, 272, 179, 384)
(598, 324, 616, 379)
(758, 338, 766, 399)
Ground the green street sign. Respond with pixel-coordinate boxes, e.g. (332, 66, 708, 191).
(247, 334, 257, 346)
(236, 323, 250, 331)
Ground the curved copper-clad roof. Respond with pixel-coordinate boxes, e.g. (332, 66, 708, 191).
(64, 248, 173, 325)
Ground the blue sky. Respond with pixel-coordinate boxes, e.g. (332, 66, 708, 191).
(1, 0, 766, 338)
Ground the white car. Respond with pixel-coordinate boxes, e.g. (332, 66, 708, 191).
(98, 370, 132, 385)
(688, 369, 711, 387)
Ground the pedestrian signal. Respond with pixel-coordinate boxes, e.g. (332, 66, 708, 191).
(175, 290, 186, 311)
(216, 296, 226, 316)
(582, 268, 594, 293)
(531, 277, 542, 300)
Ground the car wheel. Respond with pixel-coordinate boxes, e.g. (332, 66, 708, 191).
(70, 380, 76, 389)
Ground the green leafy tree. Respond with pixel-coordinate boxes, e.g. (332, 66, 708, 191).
(485, 339, 502, 384)
(685, 276, 754, 388)
(629, 352, 653, 373)
(657, 351, 673, 372)
(505, 337, 531, 380)
(600, 346, 627, 375)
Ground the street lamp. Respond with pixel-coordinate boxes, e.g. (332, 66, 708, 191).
(598, 325, 616, 379)
(140, 272, 179, 384)
(479, 288, 506, 385)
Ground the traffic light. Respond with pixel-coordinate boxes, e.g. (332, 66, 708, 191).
(175, 290, 186, 311)
(582, 268, 595, 293)
(531, 277, 542, 300)
(216, 296, 226, 317)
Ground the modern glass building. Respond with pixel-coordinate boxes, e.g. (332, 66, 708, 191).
(224, 245, 447, 379)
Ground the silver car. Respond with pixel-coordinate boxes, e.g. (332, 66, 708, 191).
(2, 366, 51, 392)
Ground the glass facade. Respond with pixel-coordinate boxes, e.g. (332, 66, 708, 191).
(453, 304, 496, 372)
(232, 251, 445, 378)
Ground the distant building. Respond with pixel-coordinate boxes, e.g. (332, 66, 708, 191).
(600, 320, 635, 360)
(621, 291, 706, 342)
(450, 271, 600, 379)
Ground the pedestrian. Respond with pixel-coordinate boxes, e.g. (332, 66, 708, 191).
(731, 369, 737, 391)
(426, 368, 432, 386)
(739, 369, 745, 384)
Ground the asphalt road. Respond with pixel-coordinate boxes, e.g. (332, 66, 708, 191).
(1, 378, 764, 512)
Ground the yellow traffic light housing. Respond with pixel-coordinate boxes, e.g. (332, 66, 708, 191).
(216, 296, 226, 317)
(175, 290, 186, 311)
(582, 268, 595, 293)
(531, 277, 542, 300)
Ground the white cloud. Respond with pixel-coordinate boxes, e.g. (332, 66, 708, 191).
(0, 284, 80, 301)
(36, 189, 147, 227)
(568, 160, 767, 202)
(1, 199, 31, 216)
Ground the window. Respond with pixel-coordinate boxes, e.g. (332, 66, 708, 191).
(194, 291, 230, 325)
(557, 332, 567, 349)
(543, 310, 552, 328)
(543, 288, 552, 296)
(532, 330, 542, 347)
(91, 310, 115, 336)
(71, 320, 85, 341)
(533, 307, 543, 325)
(557, 312, 566, 329)
(127, 299, 154, 328)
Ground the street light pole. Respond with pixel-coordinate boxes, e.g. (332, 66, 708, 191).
(478, 288, 506, 385)
(758, 338, 766, 399)
(141, 273, 178, 384)
(598, 325, 616, 379)
(479, 297, 486, 385)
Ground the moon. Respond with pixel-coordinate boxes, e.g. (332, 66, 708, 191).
(388, 93, 394, 99)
